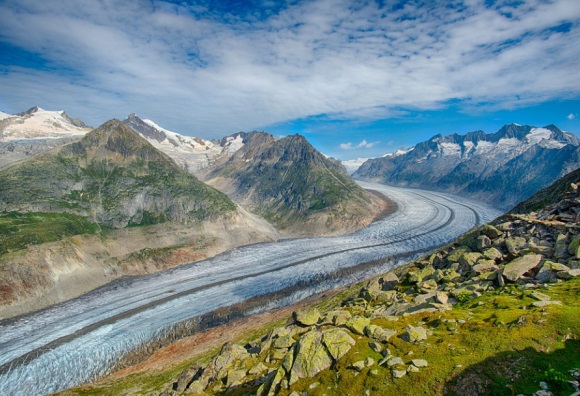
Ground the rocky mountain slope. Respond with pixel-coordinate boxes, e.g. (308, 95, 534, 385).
(0, 120, 277, 318)
(201, 132, 389, 235)
(0, 119, 237, 227)
(354, 124, 580, 210)
(64, 166, 580, 396)
(123, 114, 245, 173)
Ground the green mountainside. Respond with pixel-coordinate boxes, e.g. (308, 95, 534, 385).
(0, 120, 280, 317)
(64, 163, 580, 396)
(0, 120, 236, 229)
(205, 132, 378, 231)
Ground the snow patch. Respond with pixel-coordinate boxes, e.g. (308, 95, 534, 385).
(382, 147, 414, 158)
(539, 139, 566, 149)
(525, 128, 552, 145)
(439, 142, 461, 156)
(342, 158, 369, 174)
(0, 111, 13, 121)
(223, 134, 245, 154)
(0, 108, 91, 141)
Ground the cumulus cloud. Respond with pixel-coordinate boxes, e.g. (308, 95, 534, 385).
(340, 139, 380, 150)
(568, 113, 576, 120)
(0, 0, 579, 137)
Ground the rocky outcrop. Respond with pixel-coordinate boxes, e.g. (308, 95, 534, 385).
(157, 169, 580, 396)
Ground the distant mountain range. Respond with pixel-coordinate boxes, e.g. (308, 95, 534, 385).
(354, 124, 580, 210)
(122, 113, 245, 173)
(0, 107, 93, 170)
(0, 106, 91, 140)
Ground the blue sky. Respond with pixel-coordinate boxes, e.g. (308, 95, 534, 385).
(0, 0, 579, 160)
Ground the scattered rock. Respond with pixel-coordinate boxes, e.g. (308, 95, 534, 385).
(555, 234, 570, 259)
(226, 369, 247, 388)
(365, 324, 396, 343)
(532, 300, 562, 307)
(273, 334, 295, 349)
(480, 224, 502, 239)
(323, 309, 352, 326)
(505, 237, 527, 255)
(369, 341, 383, 354)
(459, 252, 483, 267)
(536, 261, 570, 281)
(351, 360, 366, 371)
(403, 325, 428, 342)
(289, 331, 333, 385)
(407, 364, 420, 373)
(387, 357, 404, 367)
(472, 260, 499, 275)
(529, 291, 551, 301)
(392, 369, 407, 378)
(345, 316, 370, 335)
(477, 235, 492, 250)
(483, 247, 504, 261)
(365, 357, 375, 367)
(249, 362, 269, 376)
(381, 272, 399, 291)
(321, 328, 355, 361)
(412, 359, 428, 368)
(447, 246, 472, 263)
(294, 308, 321, 326)
(558, 268, 580, 279)
(436, 291, 449, 304)
(502, 255, 543, 282)
(408, 266, 436, 284)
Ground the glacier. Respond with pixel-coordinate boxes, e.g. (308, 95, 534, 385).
(0, 182, 502, 395)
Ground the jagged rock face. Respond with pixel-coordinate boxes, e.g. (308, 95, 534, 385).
(354, 124, 580, 210)
(204, 131, 372, 228)
(0, 119, 236, 228)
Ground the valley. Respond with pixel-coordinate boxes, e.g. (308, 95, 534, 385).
(0, 182, 500, 396)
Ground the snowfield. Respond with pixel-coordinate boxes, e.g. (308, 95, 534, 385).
(0, 182, 501, 395)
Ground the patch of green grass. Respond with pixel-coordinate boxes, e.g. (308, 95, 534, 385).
(0, 212, 102, 255)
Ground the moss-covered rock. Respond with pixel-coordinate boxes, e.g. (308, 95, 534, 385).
(345, 316, 370, 335)
(293, 308, 321, 327)
(505, 236, 528, 255)
(364, 324, 396, 343)
(403, 325, 428, 342)
(289, 331, 333, 385)
(321, 328, 355, 361)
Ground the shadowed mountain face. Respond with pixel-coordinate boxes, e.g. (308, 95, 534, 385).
(203, 132, 381, 232)
(354, 124, 580, 210)
(0, 119, 236, 228)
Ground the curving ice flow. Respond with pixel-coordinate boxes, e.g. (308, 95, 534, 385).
(0, 182, 502, 395)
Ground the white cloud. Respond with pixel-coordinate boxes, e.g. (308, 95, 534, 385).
(568, 113, 576, 120)
(0, 0, 579, 137)
(340, 139, 379, 150)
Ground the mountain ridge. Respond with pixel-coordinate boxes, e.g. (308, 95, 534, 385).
(354, 123, 580, 209)
(202, 131, 389, 235)
(0, 120, 279, 317)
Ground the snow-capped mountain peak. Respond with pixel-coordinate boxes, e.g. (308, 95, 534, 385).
(354, 123, 580, 210)
(0, 106, 92, 141)
(122, 114, 246, 173)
